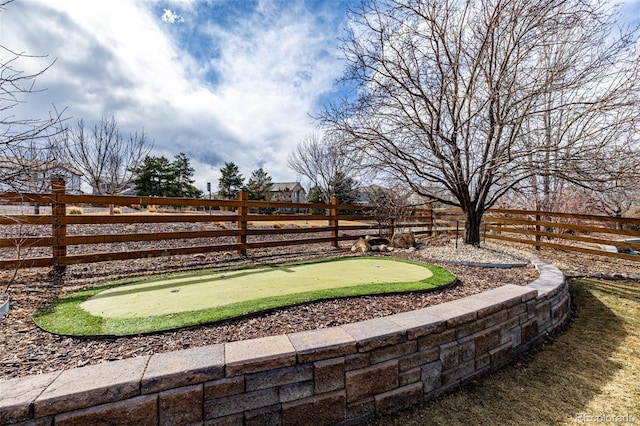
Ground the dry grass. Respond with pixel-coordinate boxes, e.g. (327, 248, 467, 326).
(366, 278, 640, 425)
(67, 206, 83, 215)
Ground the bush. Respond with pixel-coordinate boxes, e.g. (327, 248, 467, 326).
(68, 206, 83, 215)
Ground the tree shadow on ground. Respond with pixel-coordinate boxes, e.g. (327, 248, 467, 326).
(366, 278, 638, 426)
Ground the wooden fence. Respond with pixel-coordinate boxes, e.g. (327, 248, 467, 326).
(0, 179, 638, 271)
(0, 179, 432, 271)
(484, 207, 640, 261)
(432, 206, 640, 262)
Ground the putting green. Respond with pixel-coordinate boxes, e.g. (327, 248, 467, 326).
(80, 258, 434, 319)
(33, 257, 455, 336)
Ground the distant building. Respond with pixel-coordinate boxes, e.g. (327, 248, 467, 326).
(270, 182, 307, 204)
(407, 187, 452, 208)
(270, 182, 307, 213)
(355, 184, 392, 205)
(91, 180, 136, 195)
(0, 156, 82, 194)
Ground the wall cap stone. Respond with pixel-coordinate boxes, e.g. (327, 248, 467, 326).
(142, 343, 225, 394)
(225, 334, 296, 376)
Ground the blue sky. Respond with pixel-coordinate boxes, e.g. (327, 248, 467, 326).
(1, 0, 358, 192)
(2, 0, 639, 193)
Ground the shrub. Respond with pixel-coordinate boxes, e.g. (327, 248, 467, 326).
(68, 206, 83, 215)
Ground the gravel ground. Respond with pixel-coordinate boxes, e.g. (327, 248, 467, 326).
(0, 231, 637, 382)
(421, 240, 534, 266)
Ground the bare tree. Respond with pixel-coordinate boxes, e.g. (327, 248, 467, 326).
(364, 184, 415, 237)
(321, 0, 640, 245)
(0, 1, 65, 192)
(58, 116, 152, 195)
(1, 0, 66, 297)
(519, 34, 640, 212)
(287, 132, 360, 203)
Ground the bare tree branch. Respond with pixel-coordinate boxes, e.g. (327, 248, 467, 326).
(321, 0, 640, 244)
(0, 2, 66, 191)
(57, 116, 153, 194)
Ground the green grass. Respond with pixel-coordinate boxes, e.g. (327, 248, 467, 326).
(33, 257, 455, 336)
(364, 278, 640, 425)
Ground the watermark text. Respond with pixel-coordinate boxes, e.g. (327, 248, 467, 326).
(575, 413, 637, 424)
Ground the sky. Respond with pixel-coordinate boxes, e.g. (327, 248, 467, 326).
(0, 0, 359, 193)
(2, 0, 640, 194)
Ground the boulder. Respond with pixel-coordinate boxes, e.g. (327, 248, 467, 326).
(351, 237, 371, 253)
(391, 232, 415, 249)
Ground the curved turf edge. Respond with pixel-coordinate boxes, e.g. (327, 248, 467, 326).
(33, 257, 456, 337)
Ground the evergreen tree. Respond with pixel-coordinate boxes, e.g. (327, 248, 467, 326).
(306, 185, 326, 204)
(131, 153, 202, 198)
(306, 185, 326, 214)
(246, 168, 273, 201)
(170, 153, 202, 198)
(131, 155, 172, 196)
(218, 162, 244, 198)
(329, 172, 359, 206)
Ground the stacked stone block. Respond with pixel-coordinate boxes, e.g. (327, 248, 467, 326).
(0, 260, 569, 426)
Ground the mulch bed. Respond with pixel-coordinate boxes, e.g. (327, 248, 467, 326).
(0, 238, 543, 381)
(1, 233, 638, 382)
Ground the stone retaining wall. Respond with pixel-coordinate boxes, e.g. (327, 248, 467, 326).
(0, 259, 569, 426)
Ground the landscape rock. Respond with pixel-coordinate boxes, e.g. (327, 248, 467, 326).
(351, 237, 371, 253)
(391, 232, 415, 249)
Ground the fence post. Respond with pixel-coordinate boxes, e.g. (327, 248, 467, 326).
(387, 201, 395, 238)
(535, 203, 541, 251)
(237, 190, 248, 256)
(426, 203, 433, 234)
(330, 196, 339, 248)
(51, 178, 67, 274)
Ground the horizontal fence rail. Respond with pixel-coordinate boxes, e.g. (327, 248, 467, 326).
(482, 206, 640, 262)
(0, 179, 431, 271)
(1, 179, 638, 271)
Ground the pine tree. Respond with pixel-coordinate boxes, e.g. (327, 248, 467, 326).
(306, 185, 326, 214)
(246, 168, 273, 201)
(329, 172, 358, 206)
(132, 153, 202, 198)
(131, 155, 172, 196)
(170, 153, 202, 198)
(218, 162, 244, 198)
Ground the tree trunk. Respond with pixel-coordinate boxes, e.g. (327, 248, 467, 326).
(463, 209, 483, 246)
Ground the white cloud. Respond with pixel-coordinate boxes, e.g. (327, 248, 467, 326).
(161, 9, 184, 24)
(0, 0, 348, 192)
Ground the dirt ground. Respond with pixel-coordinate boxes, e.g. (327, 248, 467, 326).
(0, 234, 637, 381)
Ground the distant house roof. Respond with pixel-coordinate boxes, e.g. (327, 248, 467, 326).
(408, 186, 452, 205)
(270, 182, 305, 193)
(269, 182, 307, 208)
(92, 180, 136, 195)
(356, 184, 390, 205)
